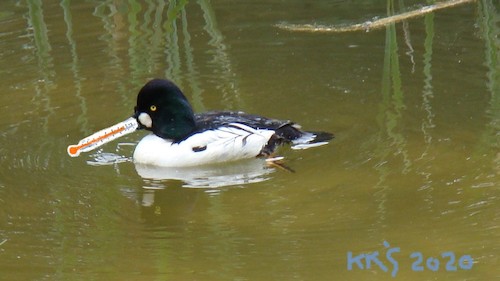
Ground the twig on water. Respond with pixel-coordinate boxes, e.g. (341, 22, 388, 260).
(0, 239, 7, 246)
(275, 0, 476, 33)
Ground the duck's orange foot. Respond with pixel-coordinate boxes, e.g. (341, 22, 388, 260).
(265, 156, 295, 173)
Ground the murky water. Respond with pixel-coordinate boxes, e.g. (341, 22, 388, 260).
(0, 0, 498, 280)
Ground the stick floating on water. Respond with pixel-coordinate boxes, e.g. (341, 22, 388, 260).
(275, 0, 476, 33)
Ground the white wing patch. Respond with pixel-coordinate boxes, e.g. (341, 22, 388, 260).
(133, 123, 275, 167)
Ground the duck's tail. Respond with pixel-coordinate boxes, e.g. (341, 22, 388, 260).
(289, 131, 333, 149)
(258, 123, 333, 157)
(275, 123, 334, 150)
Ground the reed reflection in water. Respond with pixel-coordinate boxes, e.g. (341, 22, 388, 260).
(0, 0, 498, 280)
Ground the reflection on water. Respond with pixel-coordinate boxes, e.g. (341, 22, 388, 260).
(87, 149, 275, 188)
(420, 11, 435, 161)
(135, 159, 274, 188)
(0, 0, 498, 280)
(477, 0, 499, 160)
(87, 0, 240, 111)
(61, 0, 88, 135)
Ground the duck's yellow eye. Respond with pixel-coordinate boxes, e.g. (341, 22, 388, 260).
(150, 105, 157, 112)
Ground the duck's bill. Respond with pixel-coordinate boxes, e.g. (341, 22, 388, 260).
(67, 117, 139, 157)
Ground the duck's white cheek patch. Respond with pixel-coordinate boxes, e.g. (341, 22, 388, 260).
(138, 112, 153, 128)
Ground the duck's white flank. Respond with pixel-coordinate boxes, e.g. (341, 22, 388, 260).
(133, 123, 275, 167)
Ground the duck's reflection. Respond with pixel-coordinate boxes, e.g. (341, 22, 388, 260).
(88, 151, 275, 220)
(88, 147, 275, 189)
(138, 185, 200, 227)
(135, 158, 274, 188)
(134, 159, 275, 227)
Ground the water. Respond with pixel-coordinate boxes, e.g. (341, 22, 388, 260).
(0, 0, 498, 280)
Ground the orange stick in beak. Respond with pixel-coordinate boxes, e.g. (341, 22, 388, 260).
(67, 117, 139, 157)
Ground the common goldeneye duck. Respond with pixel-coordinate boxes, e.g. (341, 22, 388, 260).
(68, 79, 333, 167)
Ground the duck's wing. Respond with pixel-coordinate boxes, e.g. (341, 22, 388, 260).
(194, 111, 289, 131)
(194, 111, 333, 153)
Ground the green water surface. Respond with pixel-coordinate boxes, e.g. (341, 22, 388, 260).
(0, 0, 498, 280)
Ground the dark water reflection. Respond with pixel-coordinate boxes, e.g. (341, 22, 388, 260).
(0, 0, 498, 280)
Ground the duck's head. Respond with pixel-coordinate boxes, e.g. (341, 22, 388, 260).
(67, 79, 196, 157)
(134, 79, 196, 141)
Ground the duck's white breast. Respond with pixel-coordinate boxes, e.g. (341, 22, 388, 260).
(133, 124, 275, 167)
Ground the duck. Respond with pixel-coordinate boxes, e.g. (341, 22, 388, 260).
(68, 78, 333, 167)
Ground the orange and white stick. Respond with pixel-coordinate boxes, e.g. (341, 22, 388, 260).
(67, 117, 139, 157)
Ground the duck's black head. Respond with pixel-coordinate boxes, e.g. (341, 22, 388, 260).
(134, 79, 196, 141)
